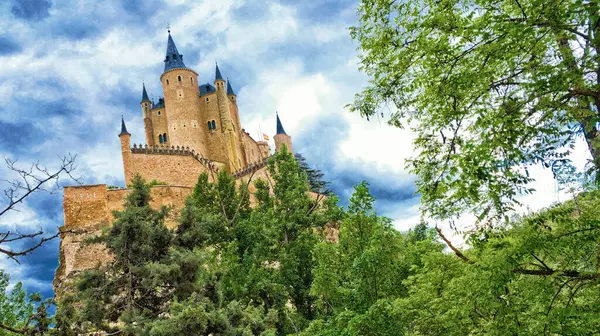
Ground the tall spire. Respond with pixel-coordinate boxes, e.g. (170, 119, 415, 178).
(226, 79, 235, 95)
(141, 83, 150, 103)
(164, 31, 186, 72)
(119, 116, 131, 136)
(215, 63, 224, 81)
(276, 112, 287, 135)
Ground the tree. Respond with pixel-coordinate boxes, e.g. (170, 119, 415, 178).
(391, 190, 600, 335)
(295, 153, 332, 195)
(73, 175, 173, 334)
(349, 0, 600, 222)
(304, 182, 443, 336)
(0, 270, 52, 335)
(0, 155, 77, 262)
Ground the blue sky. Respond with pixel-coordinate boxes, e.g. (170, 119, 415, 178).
(0, 0, 589, 300)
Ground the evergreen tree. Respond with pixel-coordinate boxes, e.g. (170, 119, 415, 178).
(72, 175, 174, 334)
(295, 153, 332, 195)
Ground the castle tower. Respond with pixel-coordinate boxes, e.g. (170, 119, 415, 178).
(274, 113, 293, 154)
(119, 117, 132, 185)
(141, 84, 155, 146)
(159, 31, 207, 156)
(227, 79, 242, 132)
(215, 64, 241, 172)
(227, 79, 248, 167)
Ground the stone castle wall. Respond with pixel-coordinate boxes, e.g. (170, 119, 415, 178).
(55, 184, 195, 298)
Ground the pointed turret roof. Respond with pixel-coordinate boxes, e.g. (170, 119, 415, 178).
(226, 79, 235, 95)
(141, 83, 150, 103)
(164, 32, 187, 72)
(119, 116, 131, 136)
(215, 63, 224, 81)
(276, 113, 287, 135)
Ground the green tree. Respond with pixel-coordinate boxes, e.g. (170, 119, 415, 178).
(295, 153, 332, 195)
(73, 175, 173, 334)
(350, 0, 600, 222)
(391, 190, 600, 335)
(304, 182, 443, 336)
(0, 270, 52, 335)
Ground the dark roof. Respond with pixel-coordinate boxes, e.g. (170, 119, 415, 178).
(141, 84, 150, 103)
(227, 79, 235, 95)
(152, 98, 165, 109)
(215, 63, 224, 81)
(163, 33, 187, 72)
(119, 117, 131, 136)
(199, 83, 216, 96)
(276, 113, 287, 135)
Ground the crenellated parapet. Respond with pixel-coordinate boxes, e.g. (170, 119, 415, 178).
(232, 156, 272, 178)
(130, 144, 217, 170)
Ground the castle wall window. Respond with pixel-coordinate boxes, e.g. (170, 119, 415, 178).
(205, 97, 209, 103)
(157, 111, 161, 116)
(163, 133, 167, 142)
(190, 77, 193, 83)
(166, 79, 169, 85)
(211, 120, 216, 130)
(207, 121, 212, 129)
(159, 134, 163, 144)
(178, 75, 182, 82)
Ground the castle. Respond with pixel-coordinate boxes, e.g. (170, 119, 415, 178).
(54, 32, 294, 296)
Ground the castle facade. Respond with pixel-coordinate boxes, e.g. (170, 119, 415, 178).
(54, 32, 293, 296)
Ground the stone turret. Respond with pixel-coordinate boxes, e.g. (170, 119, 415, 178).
(141, 84, 155, 146)
(274, 113, 293, 154)
(159, 31, 206, 156)
(215, 64, 241, 172)
(119, 117, 132, 185)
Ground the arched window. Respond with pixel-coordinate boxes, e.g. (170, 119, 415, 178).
(211, 120, 216, 130)
(207, 121, 212, 130)
(178, 75, 182, 82)
(163, 133, 167, 142)
(166, 79, 169, 85)
(159, 134, 163, 144)
(190, 77, 193, 83)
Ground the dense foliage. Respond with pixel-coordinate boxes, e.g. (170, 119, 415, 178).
(45, 148, 600, 335)
(349, 0, 600, 223)
(0, 270, 52, 335)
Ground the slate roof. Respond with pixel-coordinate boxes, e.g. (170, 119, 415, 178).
(227, 80, 235, 95)
(276, 113, 287, 135)
(215, 63, 224, 81)
(119, 117, 131, 136)
(199, 83, 216, 96)
(163, 33, 187, 72)
(152, 98, 165, 109)
(141, 84, 150, 103)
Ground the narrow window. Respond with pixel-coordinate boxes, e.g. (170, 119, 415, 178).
(166, 79, 169, 85)
(163, 133, 167, 142)
(205, 97, 209, 102)
(190, 77, 193, 83)
(208, 121, 212, 130)
(211, 120, 216, 130)
(157, 111, 161, 116)
(178, 75, 182, 82)
(159, 134, 163, 144)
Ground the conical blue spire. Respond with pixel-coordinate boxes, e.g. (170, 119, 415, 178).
(215, 63, 224, 81)
(119, 116, 131, 136)
(226, 79, 235, 95)
(276, 113, 287, 135)
(141, 83, 150, 103)
(164, 32, 187, 72)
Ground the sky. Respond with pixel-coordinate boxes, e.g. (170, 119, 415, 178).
(0, 0, 591, 300)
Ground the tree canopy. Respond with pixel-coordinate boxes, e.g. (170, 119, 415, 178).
(349, 0, 600, 222)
